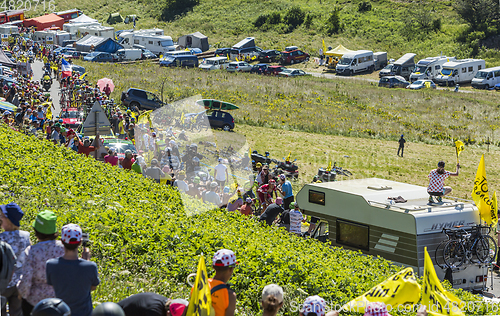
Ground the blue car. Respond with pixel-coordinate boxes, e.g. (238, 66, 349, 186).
(83, 52, 116, 63)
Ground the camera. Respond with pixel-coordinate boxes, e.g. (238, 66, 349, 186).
(82, 233, 90, 247)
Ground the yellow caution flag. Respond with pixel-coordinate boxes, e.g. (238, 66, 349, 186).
(471, 155, 498, 225)
(79, 72, 87, 80)
(286, 151, 291, 162)
(342, 267, 421, 314)
(326, 161, 332, 172)
(322, 39, 327, 53)
(455, 140, 464, 163)
(421, 247, 464, 316)
(186, 255, 212, 316)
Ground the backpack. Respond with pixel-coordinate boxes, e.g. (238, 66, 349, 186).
(0, 241, 16, 292)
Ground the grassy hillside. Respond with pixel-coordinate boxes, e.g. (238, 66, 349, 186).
(77, 60, 500, 147)
(34, 0, 500, 65)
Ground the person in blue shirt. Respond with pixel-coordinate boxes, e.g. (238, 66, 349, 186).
(277, 175, 294, 210)
(46, 224, 99, 316)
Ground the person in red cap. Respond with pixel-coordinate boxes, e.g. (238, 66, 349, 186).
(46, 224, 100, 316)
(208, 249, 237, 316)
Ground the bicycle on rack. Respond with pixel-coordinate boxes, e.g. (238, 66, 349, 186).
(435, 224, 497, 269)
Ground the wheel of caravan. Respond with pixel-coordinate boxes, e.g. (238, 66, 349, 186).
(443, 239, 466, 268)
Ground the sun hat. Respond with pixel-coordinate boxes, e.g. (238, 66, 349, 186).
(364, 302, 391, 316)
(245, 197, 253, 203)
(169, 299, 188, 316)
(61, 224, 82, 244)
(276, 197, 283, 205)
(0, 202, 24, 227)
(301, 295, 326, 316)
(210, 182, 218, 188)
(212, 249, 237, 267)
(262, 284, 284, 304)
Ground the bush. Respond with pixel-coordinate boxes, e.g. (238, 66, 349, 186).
(254, 13, 269, 28)
(160, 0, 199, 21)
(268, 12, 282, 25)
(358, 1, 372, 12)
(325, 7, 342, 35)
(432, 18, 442, 31)
(304, 13, 315, 29)
(283, 6, 306, 32)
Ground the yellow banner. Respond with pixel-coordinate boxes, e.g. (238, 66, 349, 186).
(46, 105, 52, 120)
(79, 72, 87, 80)
(455, 140, 464, 162)
(342, 267, 421, 313)
(422, 247, 464, 316)
(326, 161, 332, 172)
(186, 256, 212, 316)
(471, 155, 498, 225)
(137, 110, 152, 125)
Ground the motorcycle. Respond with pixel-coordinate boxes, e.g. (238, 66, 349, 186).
(42, 79, 52, 92)
(315, 162, 352, 182)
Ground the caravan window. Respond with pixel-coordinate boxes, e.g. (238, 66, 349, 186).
(161, 40, 174, 47)
(435, 65, 441, 70)
(336, 219, 369, 250)
(468, 66, 473, 72)
(309, 190, 325, 205)
(495, 70, 500, 77)
(134, 39, 139, 44)
(149, 41, 153, 45)
(462, 67, 466, 73)
(478, 65, 482, 70)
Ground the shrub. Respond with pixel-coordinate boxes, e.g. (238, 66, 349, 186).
(268, 11, 282, 25)
(325, 7, 342, 35)
(283, 6, 306, 32)
(254, 13, 269, 28)
(432, 18, 442, 31)
(358, 1, 372, 12)
(304, 13, 315, 29)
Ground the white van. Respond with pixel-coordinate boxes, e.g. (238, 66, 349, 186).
(115, 49, 142, 62)
(198, 57, 230, 70)
(410, 56, 456, 83)
(471, 66, 500, 89)
(434, 59, 485, 86)
(335, 50, 374, 75)
(119, 31, 175, 55)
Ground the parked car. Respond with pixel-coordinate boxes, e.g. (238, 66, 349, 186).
(207, 110, 234, 131)
(102, 138, 137, 159)
(54, 47, 75, 55)
(258, 49, 281, 63)
(407, 80, 436, 90)
(278, 69, 308, 77)
(280, 49, 309, 65)
(378, 76, 410, 88)
(159, 55, 199, 68)
(141, 49, 157, 59)
(226, 61, 252, 72)
(62, 51, 83, 61)
(83, 52, 116, 63)
(59, 108, 83, 128)
(250, 63, 269, 74)
(265, 65, 286, 76)
(214, 48, 231, 57)
(198, 57, 230, 70)
(121, 88, 164, 110)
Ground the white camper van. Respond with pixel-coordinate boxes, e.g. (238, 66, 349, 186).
(296, 178, 490, 291)
(119, 31, 175, 55)
(0, 25, 18, 35)
(409, 56, 456, 83)
(78, 25, 114, 39)
(115, 49, 142, 62)
(198, 56, 230, 70)
(335, 50, 374, 75)
(434, 59, 485, 86)
(471, 66, 500, 89)
(63, 22, 100, 39)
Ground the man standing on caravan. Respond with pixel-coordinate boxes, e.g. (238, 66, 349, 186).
(427, 161, 460, 203)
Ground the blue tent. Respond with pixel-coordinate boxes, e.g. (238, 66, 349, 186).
(75, 35, 123, 53)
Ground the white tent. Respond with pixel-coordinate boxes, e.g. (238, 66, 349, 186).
(68, 14, 98, 24)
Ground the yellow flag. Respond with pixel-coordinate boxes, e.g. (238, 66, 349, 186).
(342, 267, 421, 314)
(286, 151, 291, 162)
(471, 155, 498, 225)
(326, 161, 332, 172)
(455, 140, 464, 162)
(235, 56, 239, 62)
(493, 191, 498, 224)
(186, 256, 212, 316)
(46, 106, 52, 120)
(322, 39, 327, 53)
(251, 55, 257, 60)
(138, 110, 152, 125)
(79, 72, 87, 80)
(421, 247, 464, 316)
(181, 112, 185, 125)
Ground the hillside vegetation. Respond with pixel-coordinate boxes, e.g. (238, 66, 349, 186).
(38, 0, 500, 65)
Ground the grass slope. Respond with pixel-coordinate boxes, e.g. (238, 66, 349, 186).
(36, 0, 500, 65)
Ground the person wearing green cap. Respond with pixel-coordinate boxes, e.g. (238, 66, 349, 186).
(17, 210, 64, 316)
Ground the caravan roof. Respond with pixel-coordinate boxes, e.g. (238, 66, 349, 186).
(443, 59, 484, 68)
(232, 37, 255, 49)
(394, 53, 416, 66)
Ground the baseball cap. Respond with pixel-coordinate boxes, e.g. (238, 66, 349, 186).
(279, 174, 286, 181)
(193, 176, 200, 184)
(301, 295, 326, 316)
(276, 197, 283, 205)
(364, 302, 391, 316)
(32, 210, 58, 234)
(218, 158, 223, 162)
(269, 179, 276, 185)
(169, 299, 188, 316)
(262, 284, 284, 304)
(245, 197, 253, 203)
(61, 224, 82, 244)
(290, 202, 299, 209)
(0, 202, 24, 227)
(212, 249, 237, 267)
(210, 182, 218, 188)
(256, 162, 262, 168)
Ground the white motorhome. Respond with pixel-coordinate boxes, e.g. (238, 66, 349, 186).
(118, 31, 175, 55)
(471, 66, 500, 89)
(0, 25, 18, 35)
(34, 30, 71, 46)
(296, 178, 489, 291)
(63, 22, 101, 39)
(198, 56, 230, 70)
(410, 56, 457, 82)
(115, 49, 142, 62)
(434, 59, 485, 86)
(335, 50, 374, 75)
(78, 25, 114, 39)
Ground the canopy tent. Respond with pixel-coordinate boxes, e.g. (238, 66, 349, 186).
(325, 44, 354, 57)
(0, 49, 16, 68)
(178, 32, 209, 52)
(75, 35, 123, 53)
(23, 14, 64, 31)
(68, 14, 98, 24)
(106, 13, 123, 25)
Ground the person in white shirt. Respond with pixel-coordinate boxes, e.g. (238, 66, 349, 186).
(173, 172, 189, 193)
(214, 158, 229, 190)
(204, 182, 222, 207)
(289, 202, 304, 235)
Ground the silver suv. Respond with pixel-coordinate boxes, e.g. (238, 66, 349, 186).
(121, 88, 164, 111)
